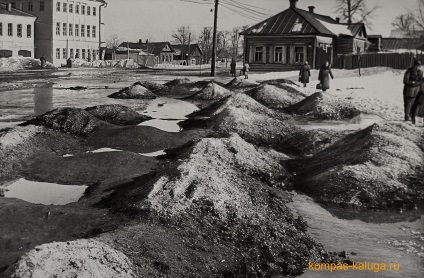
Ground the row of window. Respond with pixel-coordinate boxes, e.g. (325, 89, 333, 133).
(56, 23, 96, 38)
(0, 23, 31, 38)
(55, 48, 98, 60)
(56, 2, 97, 16)
(11, 1, 45, 12)
(253, 46, 306, 64)
(0, 50, 31, 58)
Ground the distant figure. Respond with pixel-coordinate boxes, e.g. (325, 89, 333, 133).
(67, 57, 73, 68)
(318, 61, 334, 92)
(40, 55, 46, 69)
(230, 59, 236, 77)
(403, 60, 423, 122)
(299, 61, 311, 87)
(411, 85, 424, 125)
(243, 62, 250, 79)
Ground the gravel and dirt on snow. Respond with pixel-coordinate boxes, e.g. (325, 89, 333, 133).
(108, 82, 158, 99)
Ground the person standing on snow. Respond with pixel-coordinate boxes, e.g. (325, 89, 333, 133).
(243, 62, 250, 79)
(410, 78, 424, 126)
(40, 55, 46, 69)
(318, 61, 334, 92)
(403, 60, 423, 122)
(299, 61, 311, 87)
(230, 59, 237, 77)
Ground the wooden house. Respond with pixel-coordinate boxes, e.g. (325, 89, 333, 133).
(171, 44, 203, 65)
(119, 40, 175, 64)
(240, 0, 368, 71)
(367, 35, 382, 52)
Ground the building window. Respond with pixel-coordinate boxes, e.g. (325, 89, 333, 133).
(40, 1, 45, 11)
(56, 22, 60, 35)
(92, 49, 96, 60)
(274, 46, 286, 63)
(63, 23, 67, 36)
(93, 7, 96, 16)
(56, 48, 60, 59)
(56, 2, 60, 12)
(69, 4, 73, 13)
(8, 23, 12, 36)
(294, 46, 305, 64)
(92, 26, 96, 38)
(75, 5, 79, 14)
(17, 24, 22, 37)
(81, 5, 85, 15)
(76, 49, 80, 59)
(11, 2, 16, 9)
(69, 24, 73, 36)
(87, 25, 90, 37)
(81, 25, 85, 37)
(63, 3, 67, 13)
(63, 48, 66, 59)
(27, 25, 31, 38)
(87, 6, 90, 15)
(82, 49, 86, 60)
(75, 24, 79, 36)
(0, 23, 2, 36)
(70, 49, 74, 59)
(18, 50, 31, 57)
(28, 2, 33, 11)
(254, 46, 263, 62)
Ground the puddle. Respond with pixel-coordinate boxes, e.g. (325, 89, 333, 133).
(1, 178, 87, 205)
(288, 193, 424, 278)
(139, 150, 166, 157)
(89, 148, 122, 153)
(139, 119, 182, 132)
(295, 114, 384, 131)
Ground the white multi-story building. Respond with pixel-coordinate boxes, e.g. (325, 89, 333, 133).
(0, 3, 36, 58)
(1, 0, 107, 65)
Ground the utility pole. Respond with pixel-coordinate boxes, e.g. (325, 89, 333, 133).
(347, 0, 352, 24)
(127, 41, 130, 60)
(211, 0, 219, 77)
(188, 33, 191, 66)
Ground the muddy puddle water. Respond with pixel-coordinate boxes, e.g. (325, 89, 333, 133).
(288, 193, 424, 278)
(1, 178, 87, 205)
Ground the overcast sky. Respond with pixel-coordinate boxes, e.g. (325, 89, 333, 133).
(103, 0, 418, 42)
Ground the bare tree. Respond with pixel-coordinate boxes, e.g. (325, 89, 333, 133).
(217, 31, 230, 51)
(392, 0, 424, 38)
(106, 34, 123, 50)
(172, 25, 193, 45)
(198, 27, 213, 63)
(392, 13, 416, 37)
(335, 0, 379, 27)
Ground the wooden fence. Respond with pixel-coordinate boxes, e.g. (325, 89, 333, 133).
(334, 52, 424, 70)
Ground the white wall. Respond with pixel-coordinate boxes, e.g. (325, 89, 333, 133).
(0, 12, 36, 57)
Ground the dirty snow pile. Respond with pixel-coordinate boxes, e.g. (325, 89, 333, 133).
(108, 82, 158, 99)
(138, 81, 168, 94)
(0, 57, 55, 71)
(185, 82, 231, 100)
(245, 84, 307, 109)
(85, 104, 152, 125)
(8, 239, 135, 278)
(225, 77, 257, 91)
(71, 58, 140, 69)
(288, 122, 424, 209)
(286, 92, 361, 120)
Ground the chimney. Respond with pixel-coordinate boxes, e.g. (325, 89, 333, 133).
(6, 3, 11, 12)
(336, 17, 340, 23)
(289, 0, 298, 8)
(308, 6, 315, 13)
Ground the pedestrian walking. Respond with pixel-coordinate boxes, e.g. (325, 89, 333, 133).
(299, 61, 311, 87)
(403, 60, 423, 121)
(40, 55, 46, 69)
(318, 61, 334, 92)
(243, 62, 250, 79)
(411, 82, 424, 126)
(230, 59, 237, 77)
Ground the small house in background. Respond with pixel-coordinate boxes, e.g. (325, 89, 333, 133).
(172, 44, 203, 65)
(367, 35, 382, 52)
(381, 38, 424, 54)
(240, 0, 369, 71)
(119, 40, 175, 64)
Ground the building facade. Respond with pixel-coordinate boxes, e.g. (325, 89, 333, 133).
(172, 44, 203, 65)
(0, 0, 107, 65)
(120, 41, 175, 65)
(0, 3, 36, 58)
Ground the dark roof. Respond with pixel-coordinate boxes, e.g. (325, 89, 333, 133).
(217, 49, 232, 58)
(119, 42, 174, 56)
(241, 6, 364, 38)
(171, 44, 202, 56)
(368, 35, 382, 39)
(0, 3, 37, 17)
(381, 38, 423, 50)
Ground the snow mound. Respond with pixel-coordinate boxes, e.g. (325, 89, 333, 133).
(246, 84, 307, 109)
(108, 82, 157, 99)
(138, 81, 168, 93)
(184, 82, 232, 100)
(0, 57, 55, 71)
(289, 122, 424, 209)
(225, 77, 257, 89)
(259, 78, 298, 87)
(72, 58, 140, 69)
(286, 92, 361, 120)
(164, 78, 191, 87)
(9, 239, 135, 278)
(85, 104, 152, 125)
(20, 108, 110, 136)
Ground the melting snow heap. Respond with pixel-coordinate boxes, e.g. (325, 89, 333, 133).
(108, 82, 158, 99)
(184, 82, 231, 101)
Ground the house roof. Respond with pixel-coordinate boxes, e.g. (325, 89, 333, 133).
(0, 3, 37, 17)
(381, 38, 424, 50)
(119, 42, 174, 56)
(368, 35, 382, 39)
(241, 6, 364, 38)
(217, 49, 232, 58)
(171, 44, 202, 56)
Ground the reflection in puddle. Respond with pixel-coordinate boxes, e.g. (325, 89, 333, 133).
(2, 178, 87, 205)
(89, 148, 122, 153)
(140, 150, 166, 157)
(34, 86, 53, 116)
(138, 119, 182, 133)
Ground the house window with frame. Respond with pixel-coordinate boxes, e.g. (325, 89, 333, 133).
(40, 1, 45, 11)
(254, 46, 263, 62)
(82, 49, 86, 60)
(274, 46, 286, 63)
(69, 4, 73, 13)
(69, 24, 73, 36)
(93, 7, 96, 16)
(27, 24, 31, 38)
(0, 23, 3, 36)
(28, 2, 33, 11)
(56, 22, 60, 35)
(70, 49, 74, 59)
(87, 25, 90, 37)
(75, 24, 79, 36)
(294, 46, 305, 64)
(81, 25, 85, 37)
(92, 26, 96, 38)
(82, 5, 85, 15)
(56, 48, 60, 59)
(63, 23, 67, 36)
(87, 6, 91, 15)
(56, 2, 60, 12)
(63, 48, 66, 59)
(75, 5, 79, 14)
(17, 24, 22, 37)
(63, 3, 67, 12)
(11, 2, 16, 9)
(8, 23, 13, 36)
(76, 49, 80, 59)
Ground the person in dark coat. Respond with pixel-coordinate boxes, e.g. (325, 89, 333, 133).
(411, 81, 424, 125)
(318, 61, 334, 92)
(230, 59, 236, 77)
(299, 61, 311, 87)
(40, 55, 46, 69)
(403, 60, 423, 121)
